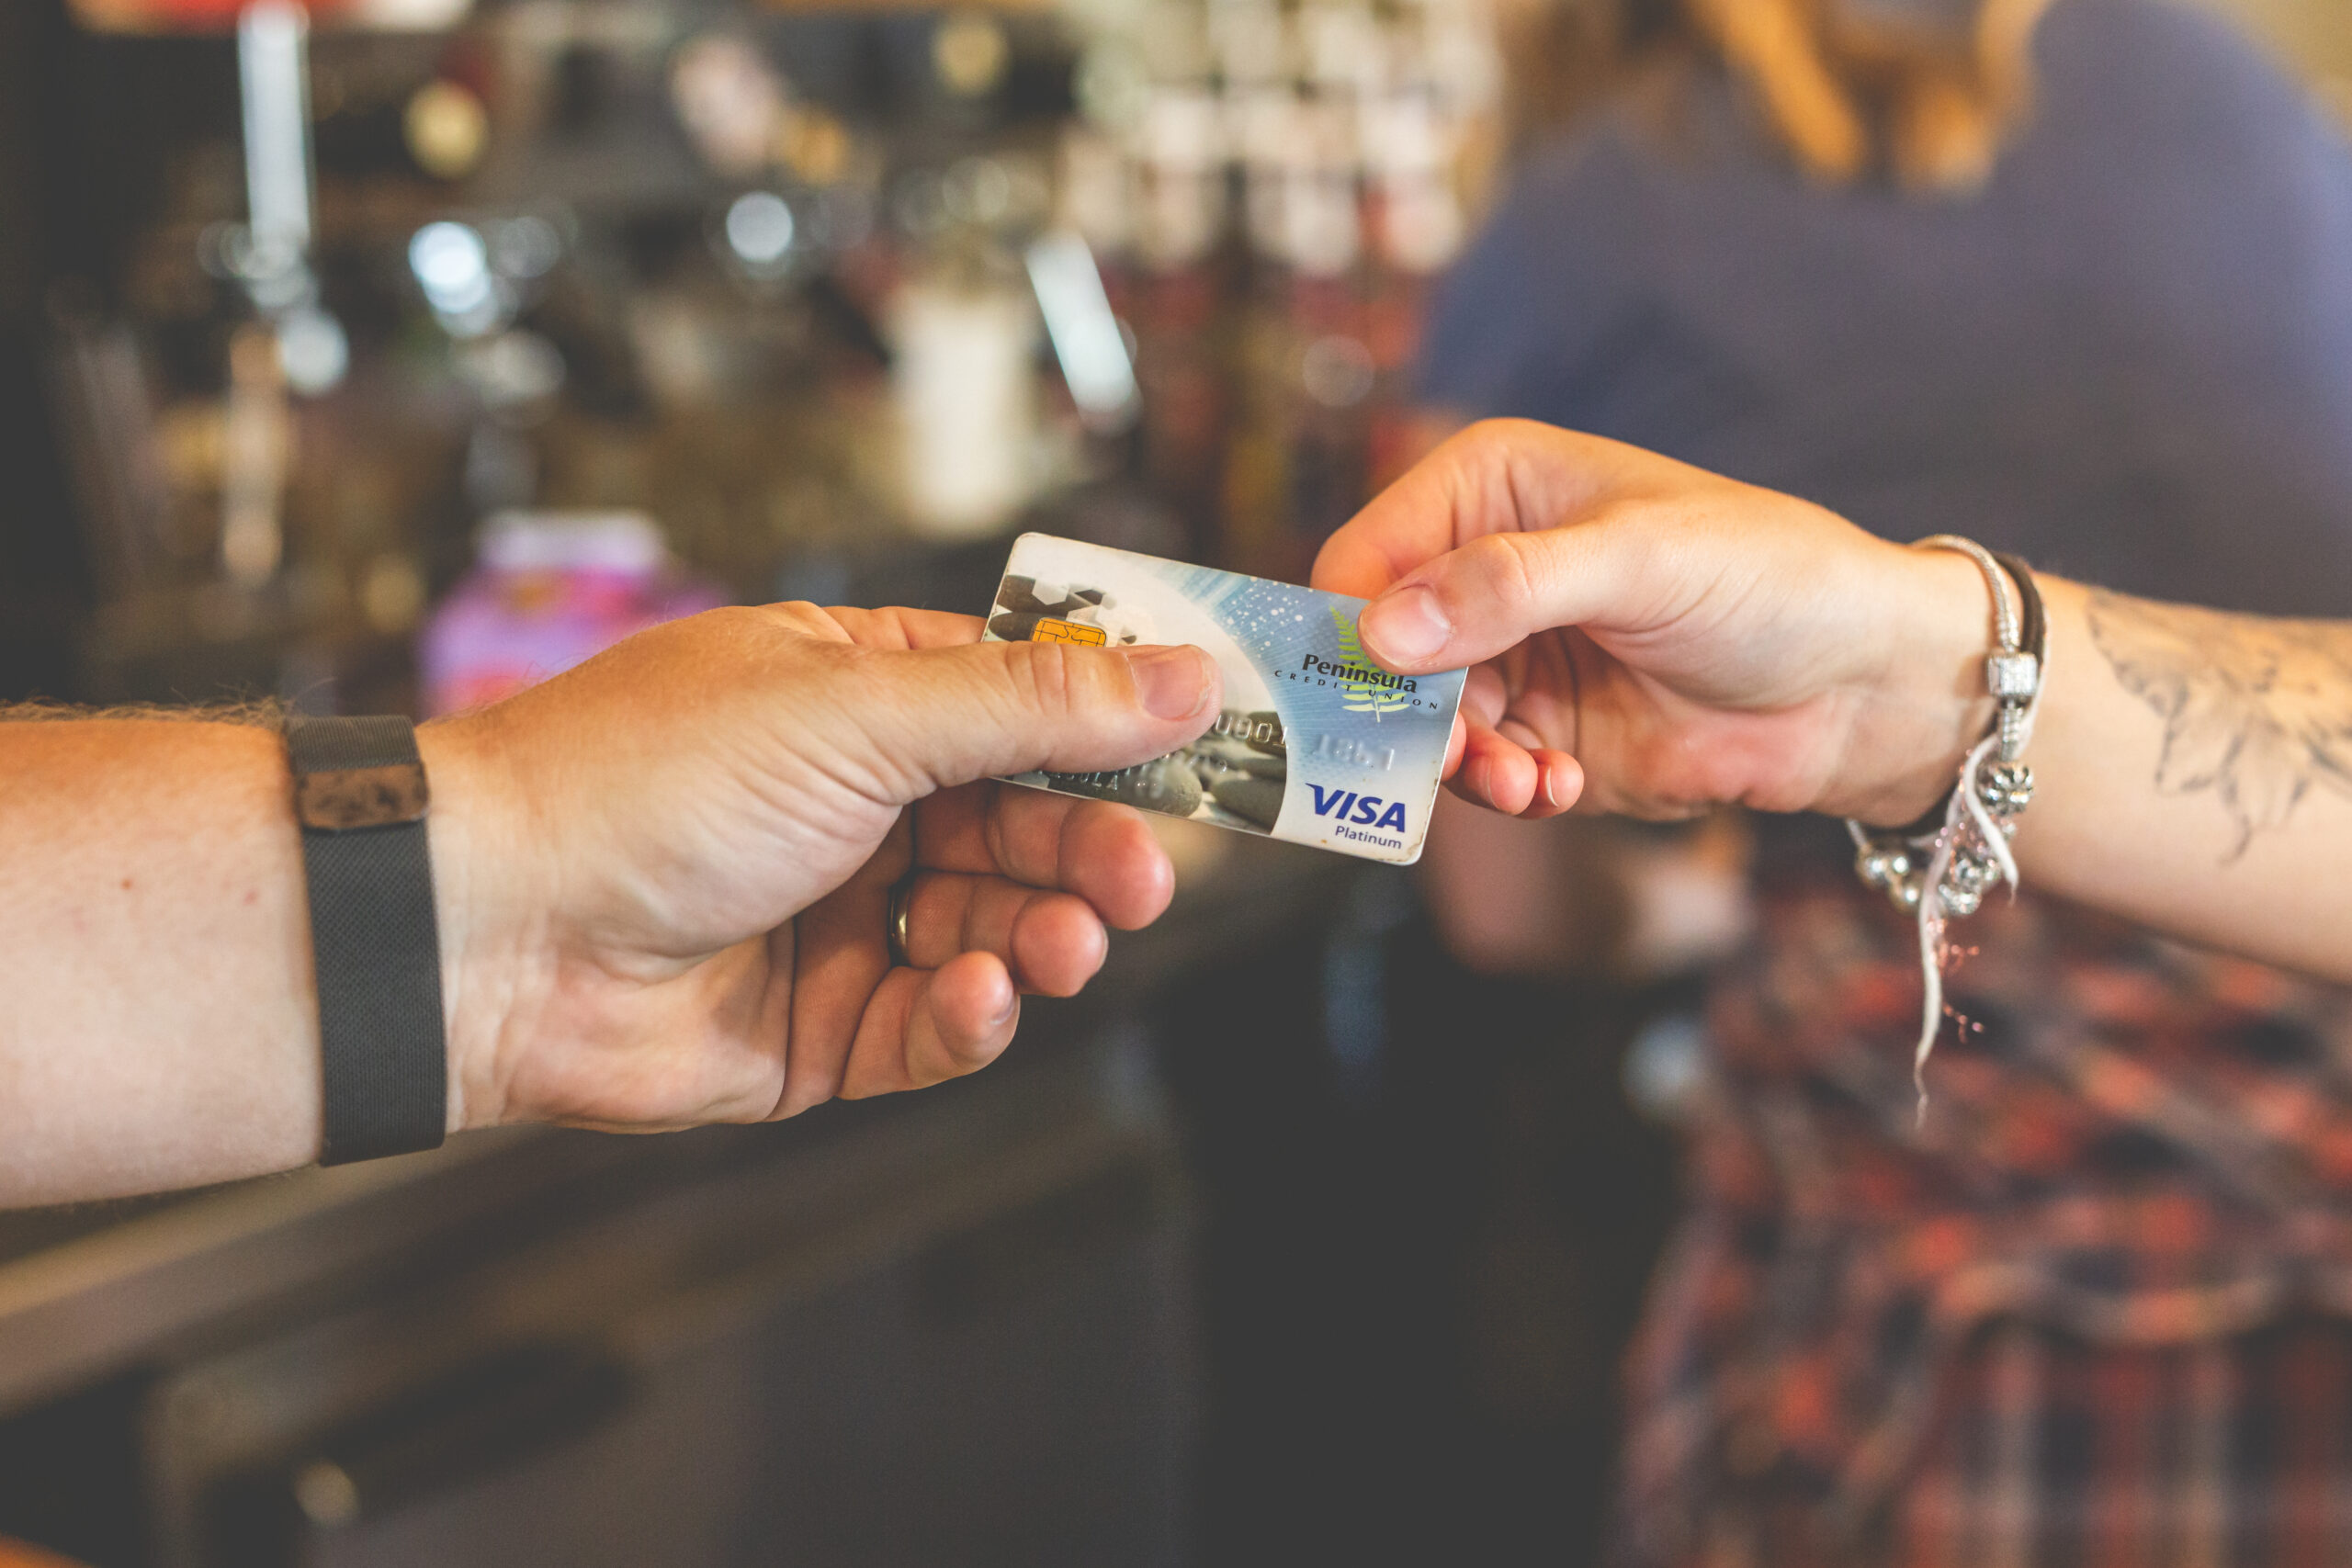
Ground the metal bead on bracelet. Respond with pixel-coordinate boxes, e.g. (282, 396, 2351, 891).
(1845, 536, 2048, 1113)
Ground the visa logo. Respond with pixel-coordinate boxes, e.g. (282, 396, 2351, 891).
(1307, 784, 1408, 834)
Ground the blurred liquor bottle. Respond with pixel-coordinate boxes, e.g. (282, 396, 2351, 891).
(1125, 85, 1232, 562)
(1062, 0, 1500, 583)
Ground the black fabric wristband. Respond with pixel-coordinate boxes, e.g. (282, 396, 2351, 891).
(287, 715, 448, 1166)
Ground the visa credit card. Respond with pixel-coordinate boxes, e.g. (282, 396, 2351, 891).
(983, 534, 1467, 864)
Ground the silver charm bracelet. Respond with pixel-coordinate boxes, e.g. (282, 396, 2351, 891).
(1845, 536, 2047, 1115)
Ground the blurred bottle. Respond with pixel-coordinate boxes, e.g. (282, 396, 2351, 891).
(1122, 86, 1231, 558)
(220, 321, 292, 589)
(1358, 85, 1465, 487)
(889, 274, 1042, 539)
(1049, 0, 1504, 576)
(1228, 91, 1369, 581)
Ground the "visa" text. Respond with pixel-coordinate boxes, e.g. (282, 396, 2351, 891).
(1306, 784, 1408, 833)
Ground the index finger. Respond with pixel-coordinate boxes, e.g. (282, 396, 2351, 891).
(809, 605, 988, 651)
(915, 783, 1176, 931)
(1308, 419, 1692, 600)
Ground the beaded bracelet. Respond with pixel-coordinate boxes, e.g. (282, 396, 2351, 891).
(1846, 536, 2047, 1117)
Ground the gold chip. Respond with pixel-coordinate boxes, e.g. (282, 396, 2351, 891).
(1032, 617, 1108, 646)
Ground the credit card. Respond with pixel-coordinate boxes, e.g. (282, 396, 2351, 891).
(982, 533, 1466, 864)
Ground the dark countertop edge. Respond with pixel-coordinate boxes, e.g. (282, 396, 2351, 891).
(0, 839, 1355, 1417)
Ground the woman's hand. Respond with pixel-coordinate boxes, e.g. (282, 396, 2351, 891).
(1312, 419, 1996, 827)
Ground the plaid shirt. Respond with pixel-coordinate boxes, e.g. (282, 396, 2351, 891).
(1619, 873, 2352, 1567)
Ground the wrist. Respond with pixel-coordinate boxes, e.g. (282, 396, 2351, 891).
(416, 712, 545, 1133)
(1832, 545, 2002, 825)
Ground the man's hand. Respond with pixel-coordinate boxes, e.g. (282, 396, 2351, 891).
(423, 604, 1219, 1134)
(1311, 420, 1998, 828)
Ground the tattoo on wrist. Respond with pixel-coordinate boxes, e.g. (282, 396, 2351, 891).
(2086, 590, 2352, 860)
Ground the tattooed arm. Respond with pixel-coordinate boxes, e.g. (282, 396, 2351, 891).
(1313, 420, 2352, 981)
(2078, 595, 2352, 861)
(2019, 583, 2352, 977)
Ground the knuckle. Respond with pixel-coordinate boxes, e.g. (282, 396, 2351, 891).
(1454, 416, 1555, 475)
(1457, 415, 1529, 454)
(755, 600, 859, 649)
(1005, 638, 1082, 716)
(984, 798, 1020, 880)
(1463, 531, 1544, 615)
(673, 604, 763, 649)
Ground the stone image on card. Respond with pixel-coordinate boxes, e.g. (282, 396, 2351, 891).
(981, 535, 1466, 863)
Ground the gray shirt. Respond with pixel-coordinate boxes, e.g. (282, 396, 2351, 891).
(1418, 0, 2352, 615)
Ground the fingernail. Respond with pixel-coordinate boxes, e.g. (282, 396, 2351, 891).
(989, 986, 1018, 1027)
(1125, 646, 1210, 719)
(1541, 765, 1562, 809)
(1362, 585, 1452, 665)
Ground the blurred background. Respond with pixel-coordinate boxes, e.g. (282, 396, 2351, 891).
(0, 0, 2345, 1563)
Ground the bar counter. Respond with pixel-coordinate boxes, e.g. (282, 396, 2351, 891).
(0, 827, 1356, 1568)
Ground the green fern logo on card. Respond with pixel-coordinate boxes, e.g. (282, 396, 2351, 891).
(1329, 607, 1413, 716)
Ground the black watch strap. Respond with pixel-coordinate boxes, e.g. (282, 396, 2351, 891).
(287, 715, 447, 1166)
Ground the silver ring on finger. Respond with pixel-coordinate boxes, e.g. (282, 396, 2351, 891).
(887, 877, 914, 968)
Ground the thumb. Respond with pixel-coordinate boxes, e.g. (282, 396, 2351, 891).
(866, 639, 1222, 791)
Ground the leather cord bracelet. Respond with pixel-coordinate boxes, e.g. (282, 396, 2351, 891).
(287, 715, 448, 1165)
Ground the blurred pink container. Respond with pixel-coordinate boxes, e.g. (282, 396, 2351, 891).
(419, 511, 728, 717)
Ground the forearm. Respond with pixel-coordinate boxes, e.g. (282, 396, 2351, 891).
(0, 716, 511, 1205)
(2007, 577, 2352, 980)
(0, 718, 324, 1202)
(1815, 547, 2352, 976)
(1324, 421, 2352, 977)
(0, 604, 1212, 1206)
